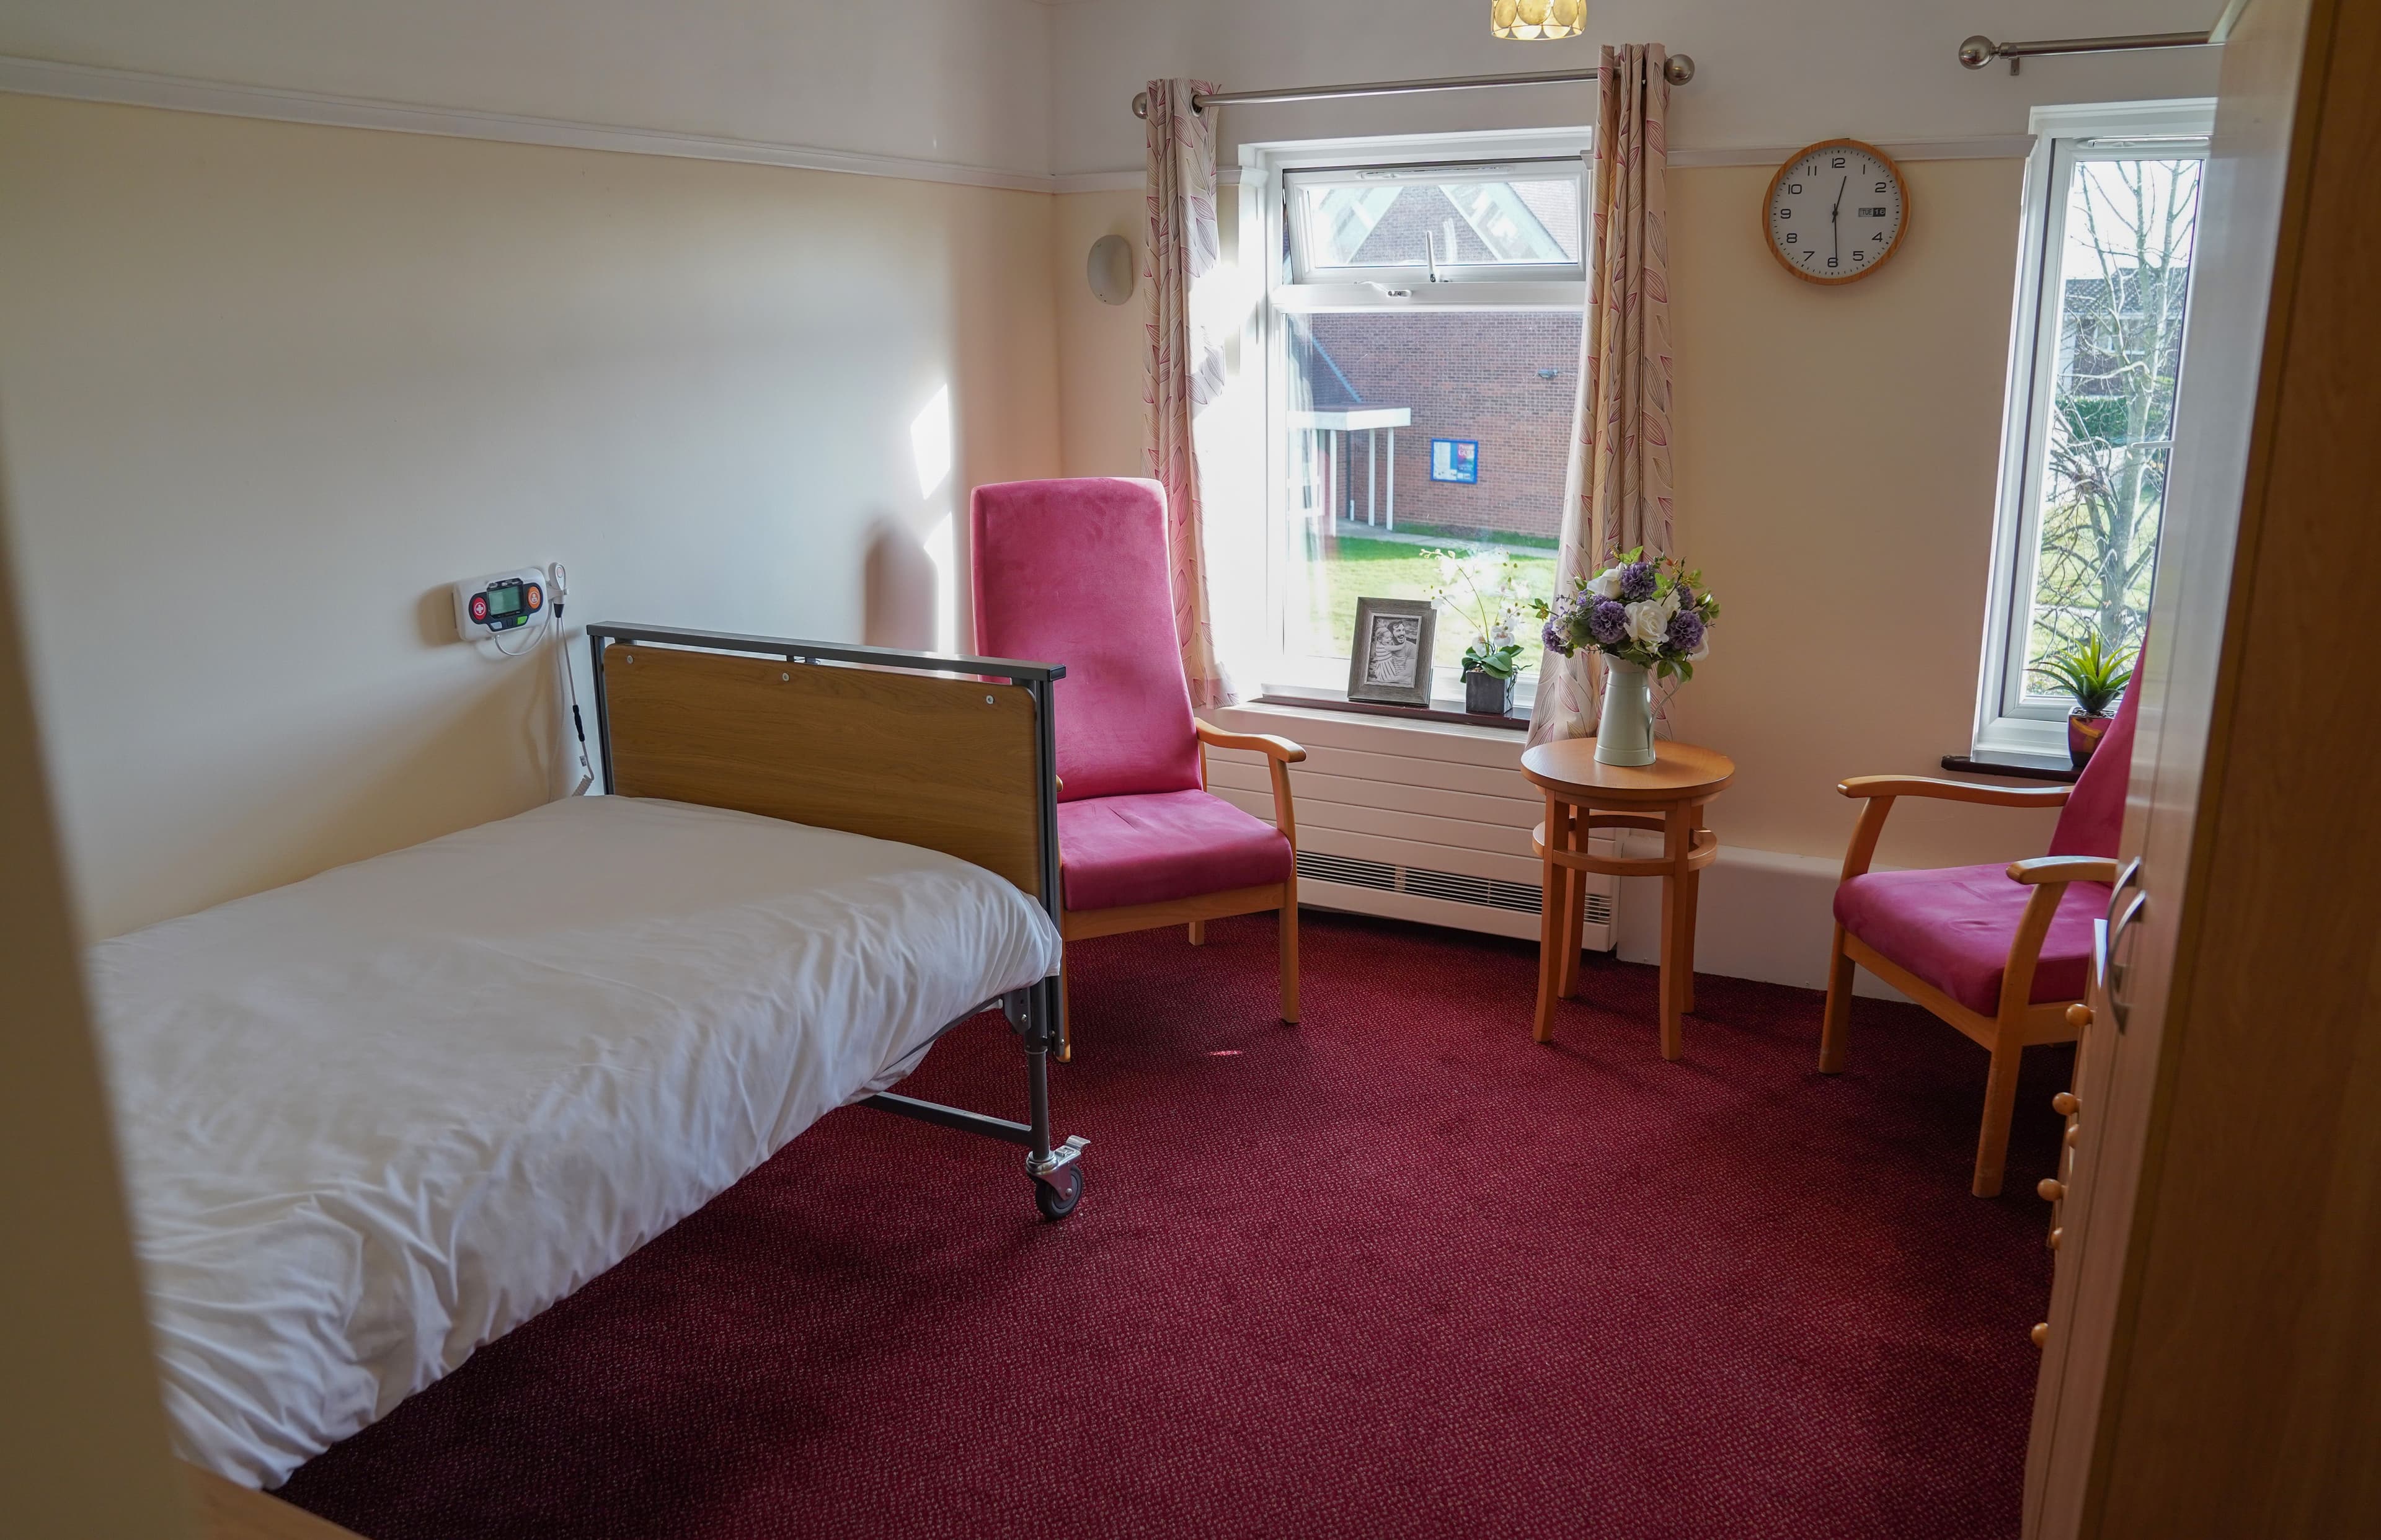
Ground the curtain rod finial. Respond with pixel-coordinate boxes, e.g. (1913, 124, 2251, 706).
(1132, 90, 1150, 119)
(1664, 54, 1695, 86)
(1958, 35, 2000, 69)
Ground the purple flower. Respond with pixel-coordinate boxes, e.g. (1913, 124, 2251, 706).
(1587, 599, 1631, 647)
(1667, 609, 1706, 654)
(1618, 561, 1657, 603)
(1540, 615, 1575, 657)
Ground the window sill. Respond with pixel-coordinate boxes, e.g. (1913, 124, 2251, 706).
(1941, 753, 2081, 785)
(1253, 693, 1530, 732)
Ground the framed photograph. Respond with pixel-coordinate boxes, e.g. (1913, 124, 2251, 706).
(1430, 438, 1479, 484)
(1347, 598, 1437, 707)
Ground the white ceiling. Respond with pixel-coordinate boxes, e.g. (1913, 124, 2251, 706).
(0, 0, 2230, 180)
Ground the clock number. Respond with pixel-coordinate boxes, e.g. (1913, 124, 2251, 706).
(1831, 156, 1847, 167)
(1784, 232, 1798, 244)
(1875, 181, 1889, 193)
(1827, 256, 1839, 268)
(1853, 250, 1865, 262)
(1788, 182, 1803, 195)
(1775, 208, 1790, 220)
(1873, 232, 1886, 242)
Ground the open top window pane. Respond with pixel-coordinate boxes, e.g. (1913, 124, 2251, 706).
(1288, 162, 1582, 280)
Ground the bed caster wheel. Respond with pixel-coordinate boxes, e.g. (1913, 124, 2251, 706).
(1032, 1164, 1084, 1221)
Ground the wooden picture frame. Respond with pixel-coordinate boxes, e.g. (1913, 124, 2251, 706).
(1347, 598, 1437, 707)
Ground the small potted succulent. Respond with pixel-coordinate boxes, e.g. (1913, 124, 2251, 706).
(1424, 546, 1527, 716)
(2032, 633, 2134, 768)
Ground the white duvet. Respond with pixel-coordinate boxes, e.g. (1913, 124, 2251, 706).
(87, 795, 1062, 1488)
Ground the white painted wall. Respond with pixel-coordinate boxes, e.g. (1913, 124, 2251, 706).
(0, 0, 1057, 176)
(0, 95, 1059, 937)
(1049, 0, 2224, 174)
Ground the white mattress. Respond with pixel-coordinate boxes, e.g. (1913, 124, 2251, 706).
(88, 795, 1062, 1489)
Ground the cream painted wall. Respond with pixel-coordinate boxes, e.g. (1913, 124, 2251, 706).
(0, 95, 1060, 937)
(1053, 189, 1149, 477)
(1056, 153, 2062, 874)
(1661, 156, 2060, 868)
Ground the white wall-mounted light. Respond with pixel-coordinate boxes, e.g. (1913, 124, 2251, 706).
(1492, 0, 1584, 41)
(1087, 233, 1137, 306)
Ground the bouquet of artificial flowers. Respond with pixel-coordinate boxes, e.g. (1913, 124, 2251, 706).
(1535, 548, 1719, 681)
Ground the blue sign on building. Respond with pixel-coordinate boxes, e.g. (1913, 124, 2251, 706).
(1430, 439, 1479, 484)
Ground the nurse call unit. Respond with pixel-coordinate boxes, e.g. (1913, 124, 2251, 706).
(453, 569, 549, 640)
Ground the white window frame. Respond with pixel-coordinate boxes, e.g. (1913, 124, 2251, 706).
(1237, 127, 1592, 710)
(1972, 99, 2214, 766)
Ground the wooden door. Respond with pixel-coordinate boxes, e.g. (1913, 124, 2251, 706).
(2024, 0, 2381, 1533)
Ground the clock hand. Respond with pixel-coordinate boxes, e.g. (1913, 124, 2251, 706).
(1832, 174, 1847, 265)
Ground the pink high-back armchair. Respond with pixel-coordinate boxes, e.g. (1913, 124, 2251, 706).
(1820, 665, 2142, 1196)
(972, 477, 1306, 1058)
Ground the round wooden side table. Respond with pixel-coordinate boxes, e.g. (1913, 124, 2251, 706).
(1520, 738, 1736, 1060)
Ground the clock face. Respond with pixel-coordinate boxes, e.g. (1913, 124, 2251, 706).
(1765, 140, 1908, 285)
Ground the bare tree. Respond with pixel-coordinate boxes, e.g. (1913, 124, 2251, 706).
(2026, 157, 2201, 686)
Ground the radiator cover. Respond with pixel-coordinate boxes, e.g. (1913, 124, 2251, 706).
(1202, 703, 1618, 951)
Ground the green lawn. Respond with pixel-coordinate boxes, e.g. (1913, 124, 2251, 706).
(1295, 534, 1560, 676)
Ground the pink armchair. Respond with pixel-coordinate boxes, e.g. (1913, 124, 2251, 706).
(1820, 670, 2140, 1197)
(972, 477, 1304, 1060)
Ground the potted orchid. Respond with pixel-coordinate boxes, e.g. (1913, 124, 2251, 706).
(1533, 549, 1718, 766)
(1424, 546, 1528, 716)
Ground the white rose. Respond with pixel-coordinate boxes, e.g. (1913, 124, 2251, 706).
(1625, 599, 1672, 647)
(1588, 567, 1623, 601)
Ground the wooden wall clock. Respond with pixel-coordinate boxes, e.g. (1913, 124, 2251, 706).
(1763, 139, 1909, 284)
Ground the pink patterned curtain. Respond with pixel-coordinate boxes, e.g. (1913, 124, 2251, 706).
(1527, 45, 1676, 747)
(1143, 77, 1235, 710)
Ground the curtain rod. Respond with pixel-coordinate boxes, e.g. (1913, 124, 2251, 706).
(1957, 1, 2246, 73)
(1957, 30, 2213, 73)
(1129, 56, 1695, 120)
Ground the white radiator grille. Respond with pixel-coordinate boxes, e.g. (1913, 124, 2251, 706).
(1301, 849, 1615, 926)
(1295, 849, 1396, 891)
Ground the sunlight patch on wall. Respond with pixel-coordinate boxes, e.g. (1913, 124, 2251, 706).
(909, 384, 954, 498)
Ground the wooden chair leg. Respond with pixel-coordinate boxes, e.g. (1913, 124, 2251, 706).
(1057, 956, 1072, 1064)
(1278, 896, 1299, 1024)
(1973, 1035, 2025, 1198)
(1819, 924, 1855, 1073)
(1188, 920, 1206, 945)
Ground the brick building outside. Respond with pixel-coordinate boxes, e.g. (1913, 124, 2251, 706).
(1301, 311, 1582, 543)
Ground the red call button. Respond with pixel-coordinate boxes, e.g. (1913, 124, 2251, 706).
(469, 594, 489, 622)
(525, 584, 543, 611)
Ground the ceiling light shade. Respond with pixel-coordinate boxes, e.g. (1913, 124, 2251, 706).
(1492, 0, 1585, 41)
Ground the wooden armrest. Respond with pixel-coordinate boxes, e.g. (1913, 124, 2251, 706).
(1838, 774, 2071, 808)
(1195, 719, 1307, 763)
(2008, 856, 2121, 886)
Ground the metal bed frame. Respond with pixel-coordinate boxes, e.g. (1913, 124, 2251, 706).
(584, 622, 1087, 1221)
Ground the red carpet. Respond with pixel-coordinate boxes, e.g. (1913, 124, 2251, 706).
(278, 911, 2063, 1539)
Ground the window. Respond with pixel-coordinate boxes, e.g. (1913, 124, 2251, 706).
(1244, 133, 1590, 706)
(1975, 104, 2212, 763)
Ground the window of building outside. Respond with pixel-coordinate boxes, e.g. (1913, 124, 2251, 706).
(1976, 105, 2211, 764)
(1249, 141, 1589, 707)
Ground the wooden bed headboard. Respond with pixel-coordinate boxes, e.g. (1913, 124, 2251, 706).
(587, 625, 1063, 907)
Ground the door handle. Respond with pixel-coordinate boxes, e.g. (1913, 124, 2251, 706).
(2104, 858, 2145, 1032)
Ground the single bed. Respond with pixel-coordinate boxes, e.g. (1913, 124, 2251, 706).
(89, 628, 1079, 1489)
